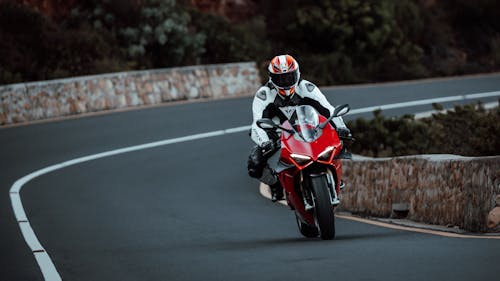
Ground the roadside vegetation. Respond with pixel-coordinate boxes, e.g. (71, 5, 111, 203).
(1, 0, 500, 85)
(347, 101, 500, 157)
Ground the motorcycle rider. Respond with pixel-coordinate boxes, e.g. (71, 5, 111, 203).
(248, 54, 351, 202)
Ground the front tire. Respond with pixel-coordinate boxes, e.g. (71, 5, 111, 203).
(311, 175, 336, 240)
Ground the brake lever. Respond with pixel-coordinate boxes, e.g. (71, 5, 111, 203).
(340, 136, 356, 142)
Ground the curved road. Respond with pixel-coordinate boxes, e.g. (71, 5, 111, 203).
(2, 74, 500, 281)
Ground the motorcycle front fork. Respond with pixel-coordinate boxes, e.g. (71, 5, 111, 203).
(300, 169, 340, 211)
(326, 169, 340, 206)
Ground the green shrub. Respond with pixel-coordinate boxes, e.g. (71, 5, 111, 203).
(424, 102, 500, 156)
(68, 0, 205, 68)
(0, 2, 124, 84)
(188, 10, 270, 65)
(347, 101, 500, 157)
(260, 0, 428, 84)
(347, 110, 431, 157)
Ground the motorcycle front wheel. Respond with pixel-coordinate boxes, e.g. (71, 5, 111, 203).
(311, 175, 336, 240)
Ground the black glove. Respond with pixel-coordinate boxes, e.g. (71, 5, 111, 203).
(337, 127, 352, 139)
(261, 140, 275, 156)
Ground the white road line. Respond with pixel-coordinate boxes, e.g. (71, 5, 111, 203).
(348, 91, 500, 114)
(34, 252, 61, 281)
(9, 90, 500, 281)
(414, 101, 499, 119)
(19, 222, 45, 252)
(466, 91, 500, 99)
(9, 130, 228, 281)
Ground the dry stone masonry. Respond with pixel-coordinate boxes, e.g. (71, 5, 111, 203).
(341, 155, 500, 233)
(487, 195, 500, 229)
(0, 62, 260, 125)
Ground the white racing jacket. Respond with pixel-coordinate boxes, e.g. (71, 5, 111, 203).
(251, 80, 348, 146)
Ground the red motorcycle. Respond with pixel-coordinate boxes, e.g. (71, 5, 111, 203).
(257, 104, 351, 240)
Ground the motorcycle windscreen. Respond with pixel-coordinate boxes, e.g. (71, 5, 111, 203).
(293, 105, 321, 142)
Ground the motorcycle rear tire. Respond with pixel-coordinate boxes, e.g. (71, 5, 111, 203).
(311, 175, 336, 240)
(295, 214, 319, 238)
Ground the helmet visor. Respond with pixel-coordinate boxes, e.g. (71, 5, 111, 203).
(270, 70, 299, 89)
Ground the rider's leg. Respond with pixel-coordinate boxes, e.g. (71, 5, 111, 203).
(248, 145, 283, 202)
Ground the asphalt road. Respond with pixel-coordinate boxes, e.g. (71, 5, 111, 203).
(1, 74, 500, 281)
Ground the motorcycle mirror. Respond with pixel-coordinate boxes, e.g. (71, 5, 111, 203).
(318, 104, 351, 129)
(256, 118, 277, 130)
(333, 104, 350, 117)
(256, 118, 295, 134)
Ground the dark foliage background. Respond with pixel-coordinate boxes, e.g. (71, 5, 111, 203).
(1, 0, 498, 156)
(1, 0, 500, 85)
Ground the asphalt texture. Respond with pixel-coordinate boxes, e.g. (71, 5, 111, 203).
(1, 74, 500, 281)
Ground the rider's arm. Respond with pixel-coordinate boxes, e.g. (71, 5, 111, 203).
(298, 80, 348, 129)
(250, 87, 274, 146)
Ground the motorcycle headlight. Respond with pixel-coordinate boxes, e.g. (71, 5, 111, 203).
(318, 146, 334, 161)
(290, 153, 312, 166)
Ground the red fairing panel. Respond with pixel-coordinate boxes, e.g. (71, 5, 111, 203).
(280, 116, 342, 164)
(279, 171, 315, 224)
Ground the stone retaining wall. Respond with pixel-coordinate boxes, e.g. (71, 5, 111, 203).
(0, 62, 260, 125)
(341, 155, 500, 232)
